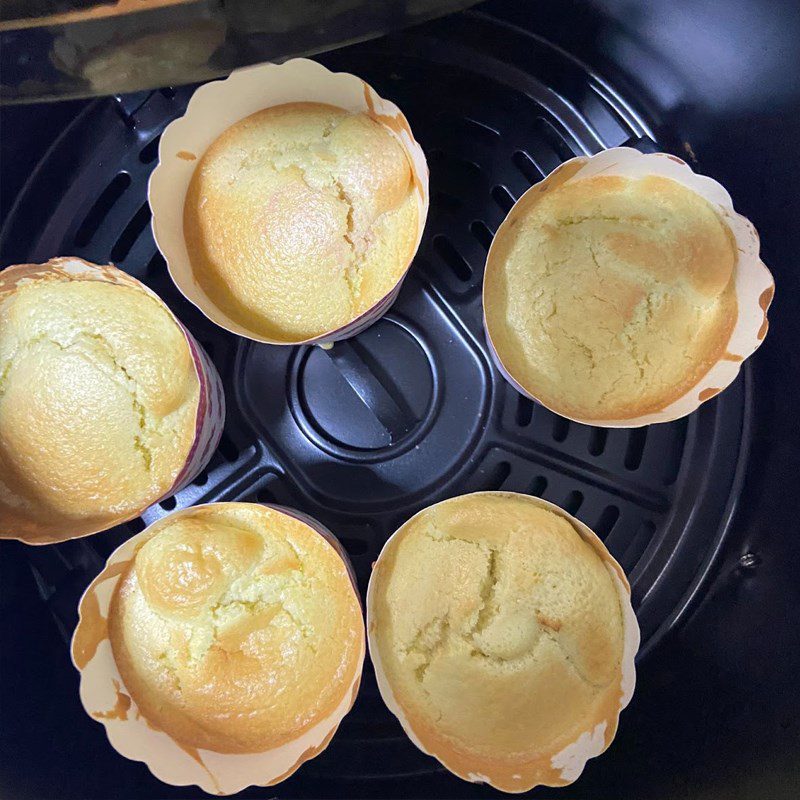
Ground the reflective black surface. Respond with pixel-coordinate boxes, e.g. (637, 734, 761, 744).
(0, 0, 478, 102)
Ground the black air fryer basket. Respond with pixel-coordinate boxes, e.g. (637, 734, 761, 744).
(1, 1, 799, 799)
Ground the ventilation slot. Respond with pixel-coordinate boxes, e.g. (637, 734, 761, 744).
(552, 415, 569, 442)
(73, 172, 131, 247)
(433, 235, 472, 281)
(594, 505, 620, 538)
(625, 427, 648, 470)
(516, 395, 533, 427)
(483, 460, 511, 490)
(193, 468, 210, 487)
(433, 191, 463, 214)
(256, 487, 276, 503)
(563, 490, 584, 515)
(218, 433, 239, 462)
(439, 152, 484, 180)
(512, 150, 542, 184)
(470, 219, 494, 251)
(528, 475, 548, 497)
(491, 185, 516, 213)
(146, 251, 164, 277)
(110, 203, 151, 262)
(588, 427, 607, 456)
(127, 517, 147, 534)
(139, 135, 161, 164)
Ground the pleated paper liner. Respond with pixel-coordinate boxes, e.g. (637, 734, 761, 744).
(149, 57, 429, 346)
(71, 502, 365, 795)
(366, 491, 639, 793)
(483, 147, 775, 427)
(0, 257, 224, 545)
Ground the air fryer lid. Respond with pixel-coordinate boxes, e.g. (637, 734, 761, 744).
(0, 0, 478, 102)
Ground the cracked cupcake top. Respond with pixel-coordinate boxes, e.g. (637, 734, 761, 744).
(108, 503, 364, 754)
(183, 102, 419, 342)
(484, 173, 737, 420)
(0, 265, 199, 543)
(368, 492, 626, 791)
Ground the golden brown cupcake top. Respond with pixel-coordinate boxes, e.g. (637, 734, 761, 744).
(184, 101, 419, 342)
(0, 265, 199, 543)
(109, 503, 364, 754)
(368, 492, 626, 791)
(484, 174, 737, 420)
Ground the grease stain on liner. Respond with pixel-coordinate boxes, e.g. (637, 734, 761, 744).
(698, 387, 722, 401)
(757, 285, 774, 339)
(92, 681, 131, 722)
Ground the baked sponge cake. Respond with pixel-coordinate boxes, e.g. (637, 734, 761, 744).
(367, 492, 634, 792)
(184, 102, 419, 342)
(0, 262, 199, 544)
(483, 173, 738, 421)
(108, 503, 364, 754)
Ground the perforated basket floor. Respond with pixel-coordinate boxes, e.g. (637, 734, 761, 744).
(0, 11, 750, 798)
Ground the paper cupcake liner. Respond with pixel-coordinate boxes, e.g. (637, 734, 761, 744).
(71, 502, 365, 795)
(166, 323, 225, 495)
(149, 57, 430, 346)
(366, 491, 639, 793)
(483, 147, 775, 427)
(0, 257, 224, 545)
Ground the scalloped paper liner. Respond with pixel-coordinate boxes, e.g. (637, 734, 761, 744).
(483, 147, 775, 427)
(0, 257, 224, 545)
(71, 502, 365, 795)
(366, 491, 639, 794)
(149, 57, 430, 346)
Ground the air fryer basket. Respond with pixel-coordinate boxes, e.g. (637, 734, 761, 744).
(0, 10, 752, 799)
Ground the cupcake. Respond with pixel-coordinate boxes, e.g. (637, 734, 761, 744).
(484, 149, 774, 425)
(150, 58, 429, 345)
(73, 503, 365, 793)
(367, 492, 638, 793)
(0, 258, 223, 545)
(182, 102, 418, 343)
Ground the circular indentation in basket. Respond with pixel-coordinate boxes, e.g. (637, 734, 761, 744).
(292, 316, 437, 455)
